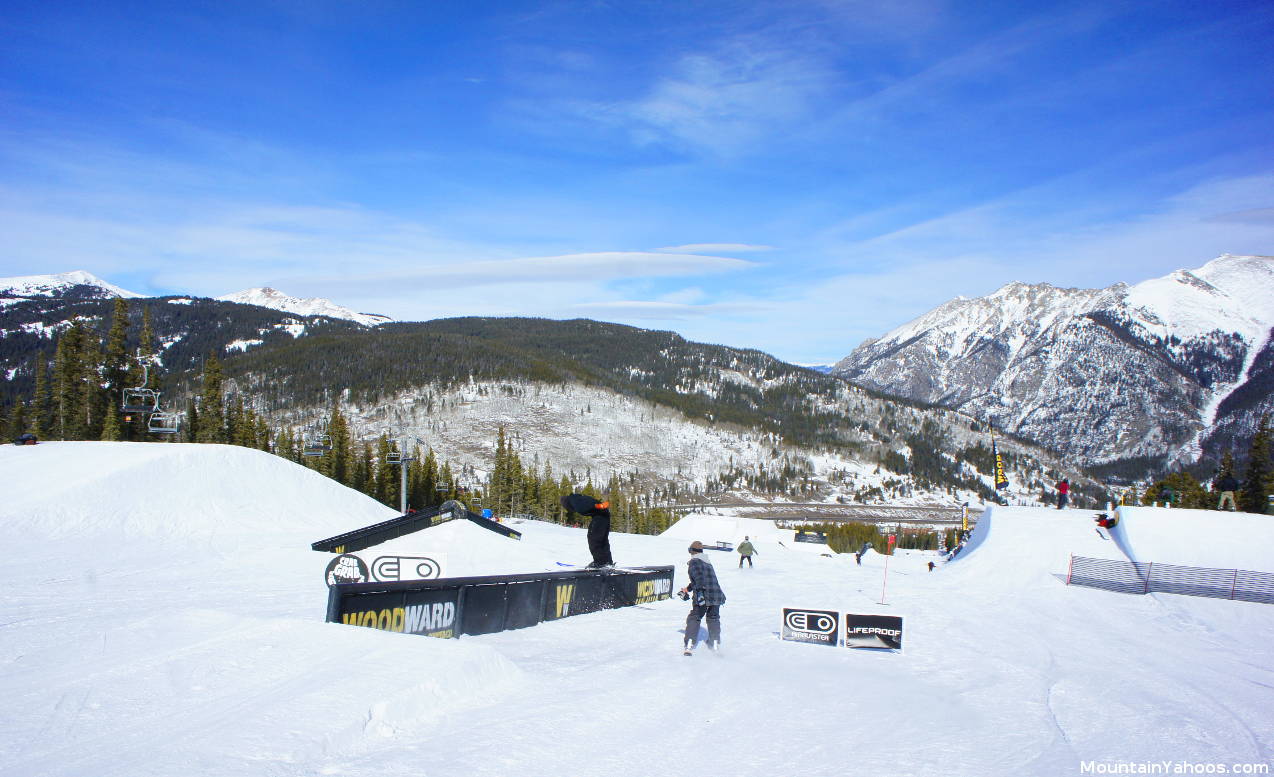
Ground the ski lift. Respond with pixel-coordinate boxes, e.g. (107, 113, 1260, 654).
(121, 352, 161, 413)
(302, 421, 332, 456)
(387, 450, 402, 464)
(436, 482, 450, 492)
(147, 407, 182, 435)
(302, 436, 331, 456)
(122, 386, 160, 414)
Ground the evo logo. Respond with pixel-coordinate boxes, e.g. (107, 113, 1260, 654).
(371, 555, 443, 582)
(781, 608, 839, 646)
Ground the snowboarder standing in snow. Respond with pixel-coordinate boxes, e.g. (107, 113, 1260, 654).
(679, 540, 725, 655)
(737, 536, 757, 568)
(560, 493, 614, 568)
(1215, 472, 1240, 511)
(1056, 478, 1070, 509)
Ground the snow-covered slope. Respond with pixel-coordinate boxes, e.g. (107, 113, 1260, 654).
(834, 254, 1274, 467)
(0, 270, 142, 303)
(217, 287, 391, 327)
(2, 442, 1272, 776)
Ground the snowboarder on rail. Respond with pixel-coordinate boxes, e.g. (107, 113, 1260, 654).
(560, 493, 614, 568)
(737, 536, 757, 568)
(679, 541, 725, 655)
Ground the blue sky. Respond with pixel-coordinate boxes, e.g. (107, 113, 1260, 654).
(2, 0, 1272, 363)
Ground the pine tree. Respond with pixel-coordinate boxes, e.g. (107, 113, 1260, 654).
(100, 401, 123, 441)
(102, 298, 131, 437)
(6, 401, 27, 440)
(196, 353, 226, 443)
(31, 356, 51, 439)
(52, 322, 87, 439)
(77, 322, 105, 440)
(419, 448, 440, 507)
(1240, 415, 1273, 514)
(325, 408, 353, 486)
(184, 398, 199, 444)
(373, 434, 397, 507)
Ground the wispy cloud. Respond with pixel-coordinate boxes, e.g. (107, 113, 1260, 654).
(658, 243, 774, 253)
(567, 299, 773, 321)
(286, 251, 757, 298)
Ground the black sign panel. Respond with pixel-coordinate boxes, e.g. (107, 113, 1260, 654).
(329, 566, 675, 639)
(781, 608, 839, 646)
(794, 530, 828, 544)
(844, 613, 904, 650)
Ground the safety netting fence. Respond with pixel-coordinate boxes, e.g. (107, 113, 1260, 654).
(1067, 555, 1274, 604)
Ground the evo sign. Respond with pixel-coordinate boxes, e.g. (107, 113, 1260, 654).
(324, 553, 445, 586)
(781, 608, 839, 646)
(780, 608, 904, 651)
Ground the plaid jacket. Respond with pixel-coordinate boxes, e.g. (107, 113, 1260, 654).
(687, 555, 726, 606)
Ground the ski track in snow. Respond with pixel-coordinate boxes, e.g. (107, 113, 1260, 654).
(1, 443, 1273, 777)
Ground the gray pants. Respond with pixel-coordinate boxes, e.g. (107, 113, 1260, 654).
(684, 603, 721, 647)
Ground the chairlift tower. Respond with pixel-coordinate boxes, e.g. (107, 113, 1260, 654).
(386, 435, 422, 514)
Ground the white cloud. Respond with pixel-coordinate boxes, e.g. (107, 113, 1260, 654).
(658, 243, 774, 253)
(572, 44, 835, 157)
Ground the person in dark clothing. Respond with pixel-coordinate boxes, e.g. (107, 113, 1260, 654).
(679, 541, 725, 655)
(928, 561, 936, 572)
(560, 493, 613, 568)
(1214, 473, 1240, 511)
(1056, 479, 1070, 509)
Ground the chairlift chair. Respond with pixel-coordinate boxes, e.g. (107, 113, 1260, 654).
(302, 434, 331, 457)
(121, 387, 160, 414)
(147, 408, 181, 435)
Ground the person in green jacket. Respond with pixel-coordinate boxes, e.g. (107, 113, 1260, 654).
(737, 536, 757, 568)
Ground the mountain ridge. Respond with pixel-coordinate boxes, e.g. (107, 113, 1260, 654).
(834, 254, 1274, 471)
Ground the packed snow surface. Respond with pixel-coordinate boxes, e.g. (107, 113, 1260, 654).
(2, 442, 1272, 777)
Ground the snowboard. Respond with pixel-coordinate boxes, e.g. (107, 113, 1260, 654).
(554, 562, 647, 574)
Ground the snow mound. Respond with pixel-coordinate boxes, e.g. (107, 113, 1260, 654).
(0, 441, 398, 547)
(1114, 506, 1274, 572)
(949, 505, 1115, 585)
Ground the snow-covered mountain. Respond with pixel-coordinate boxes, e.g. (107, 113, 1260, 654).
(0, 270, 142, 303)
(834, 254, 1274, 469)
(217, 287, 391, 327)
